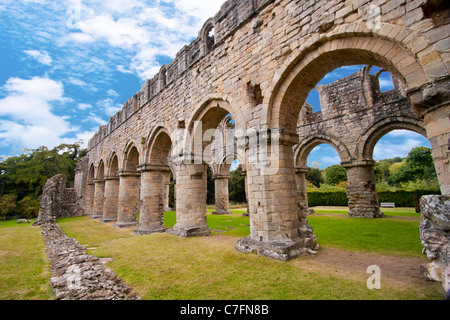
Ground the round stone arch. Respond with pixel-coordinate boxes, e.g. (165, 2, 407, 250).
(294, 134, 352, 168)
(183, 94, 246, 163)
(261, 23, 443, 132)
(199, 18, 215, 54)
(87, 163, 95, 184)
(122, 140, 141, 171)
(145, 123, 176, 166)
(96, 160, 106, 180)
(106, 151, 120, 176)
(358, 117, 428, 161)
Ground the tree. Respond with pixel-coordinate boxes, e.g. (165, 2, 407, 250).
(306, 167, 324, 188)
(324, 165, 347, 186)
(229, 165, 246, 203)
(388, 146, 437, 185)
(0, 143, 86, 219)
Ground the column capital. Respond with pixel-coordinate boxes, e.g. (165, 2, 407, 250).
(406, 76, 450, 118)
(295, 166, 308, 174)
(341, 160, 375, 169)
(94, 179, 105, 184)
(137, 163, 171, 173)
(213, 174, 231, 180)
(104, 175, 119, 181)
(118, 170, 141, 177)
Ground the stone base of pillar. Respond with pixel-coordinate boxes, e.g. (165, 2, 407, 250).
(113, 222, 138, 229)
(90, 215, 103, 219)
(164, 206, 172, 212)
(242, 212, 249, 217)
(134, 226, 167, 235)
(166, 224, 211, 238)
(212, 210, 232, 215)
(348, 209, 385, 218)
(100, 218, 117, 223)
(235, 236, 318, 261)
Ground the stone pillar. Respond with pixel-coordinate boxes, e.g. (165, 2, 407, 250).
(343, 161, 384, 218)
(167, 163, 210, 237)
(295, 166, 314, 215)
(92, 179, 105, 219)
(423, 105, 450, 196)
(114, 171, 140, 228)
(101, 175, 119, 223)
(235, 131, 318, 261)
(420, 195, 450, 299)
(212, 174, 232, 215)
(242, 170, 249, 217)
(86, 182, 95, 217)
(163, 172, 171, 211)
(134, 165, 170, 235)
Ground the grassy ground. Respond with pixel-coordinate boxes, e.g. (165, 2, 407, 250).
(0, 221, 53, 300)
(0, 207, 444, 300)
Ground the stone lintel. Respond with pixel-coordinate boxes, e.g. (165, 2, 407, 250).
(137, 163, 171, 172)
(235, 236, 316, 261)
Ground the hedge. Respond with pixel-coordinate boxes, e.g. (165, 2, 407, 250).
(307, 189, 441, 207)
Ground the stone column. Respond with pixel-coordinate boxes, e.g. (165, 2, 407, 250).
(235, 130, 318, 261)
(86, 182, 95, 217)
(134, 164, 170, 235)
(423, 105, 450, 196)
(212, 174, 232, 215)
(163, 172, 172, 211)
(242, 170, 249, 217)
(92, 179, 105, 219)
(101, 175, 119, 223)
(167, 163, 210, 237)
(114, 171, 141, 228)
(343, 160, 384, 218)
(295, 166, 314, 215)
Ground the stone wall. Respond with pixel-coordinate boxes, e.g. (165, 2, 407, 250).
(34, 174, 83, 226)
(420, 195, 450, 299)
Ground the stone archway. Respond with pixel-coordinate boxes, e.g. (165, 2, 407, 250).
(102, 153, 120, 223)
(92, 160, 105, 219)
(115, 143, 141, 229)
(135, 127, 173, 235)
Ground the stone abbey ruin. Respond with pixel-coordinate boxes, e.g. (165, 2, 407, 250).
(59, 0, 450, 294)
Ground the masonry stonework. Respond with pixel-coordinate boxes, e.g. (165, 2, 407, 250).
(77, 0, 449, 269)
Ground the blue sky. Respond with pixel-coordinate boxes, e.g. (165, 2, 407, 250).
(0, 1, 430, 169)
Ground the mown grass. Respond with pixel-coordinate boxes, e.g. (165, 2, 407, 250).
(312, 206, 421, 218)
(0, 207, 443, 300)
(0, 223, 53, 300)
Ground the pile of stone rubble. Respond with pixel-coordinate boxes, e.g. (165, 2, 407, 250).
(40, 222, 140, 300)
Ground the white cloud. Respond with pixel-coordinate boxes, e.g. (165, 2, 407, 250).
(78, 103, 92, 110)
(24, 49, 53, 66)
(0, 76, 78, 151)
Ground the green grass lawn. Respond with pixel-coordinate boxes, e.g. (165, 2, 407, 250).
(0, 223, 53, 300)
(0, 207, 444, 300)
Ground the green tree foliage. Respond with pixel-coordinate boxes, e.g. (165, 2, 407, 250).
(229, 165, 246, 203)
(324, 165, 347, 186)
(388, 146, 437, 185)
(0, 143, 85, 219)
(306, 167, 324, 188)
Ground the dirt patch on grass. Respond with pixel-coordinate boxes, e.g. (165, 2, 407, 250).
(209, 234, 442, 294)
(293, 246, 439, 291)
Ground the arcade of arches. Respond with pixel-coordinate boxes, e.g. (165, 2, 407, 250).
(75, 0, 449, 266)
